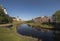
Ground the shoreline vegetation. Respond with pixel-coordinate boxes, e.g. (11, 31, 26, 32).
(0, 21, 38, 41)
(27, 22, 53, 29)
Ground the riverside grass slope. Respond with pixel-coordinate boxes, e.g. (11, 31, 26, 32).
(27, 22, 53, 29)
(0, 21, 37, 41)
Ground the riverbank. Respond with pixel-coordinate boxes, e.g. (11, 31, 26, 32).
(0, 21, 38, 41)
(27, 22, 53, 29)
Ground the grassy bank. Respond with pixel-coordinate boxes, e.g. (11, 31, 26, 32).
(27, 22, 53, 29)
(0, 21, 37, 41)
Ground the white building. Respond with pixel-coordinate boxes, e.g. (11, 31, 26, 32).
(16, 16, 20, 21)
(4, 8, 8, 14)
(13, 16, 21, 21)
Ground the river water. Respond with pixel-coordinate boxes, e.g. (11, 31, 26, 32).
(17, 24, 54, 41)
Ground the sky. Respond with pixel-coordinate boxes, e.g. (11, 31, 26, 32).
(0, 0, 60, 20)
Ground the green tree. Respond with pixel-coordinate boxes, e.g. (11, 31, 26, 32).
(52, 10, 60, 23)
(52, 10, 60, 41)
(0, 5, 13, 24)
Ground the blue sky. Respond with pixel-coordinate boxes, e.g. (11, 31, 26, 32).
(0, 0, 60, 20)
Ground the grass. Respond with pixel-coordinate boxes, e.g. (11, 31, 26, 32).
(27, 22, 53, 29)
(0, 28, 23, 41)
(0, 21, 37, 41)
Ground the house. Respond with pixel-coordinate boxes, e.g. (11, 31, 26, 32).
(13, 16, 21, 22)
(33, 16, 52, 23)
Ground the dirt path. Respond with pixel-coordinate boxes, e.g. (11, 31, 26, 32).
(0, 24, 12, 27)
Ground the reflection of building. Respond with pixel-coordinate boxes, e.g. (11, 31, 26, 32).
(33, 16, 52, 23)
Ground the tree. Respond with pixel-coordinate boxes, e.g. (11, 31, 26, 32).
(0, 4, 13, 24)
(52, 10, 60, 41)
(52, 10, 60, 23)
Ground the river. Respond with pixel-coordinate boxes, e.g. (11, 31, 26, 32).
(17, 24, 54, 41)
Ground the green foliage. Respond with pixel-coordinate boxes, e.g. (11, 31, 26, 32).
(52, 10, 60, 23)
(0, 5, 13, 24)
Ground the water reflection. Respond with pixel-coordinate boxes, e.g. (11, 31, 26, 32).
(17, 24, 54, 41)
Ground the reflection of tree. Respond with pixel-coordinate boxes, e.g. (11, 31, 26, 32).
(53, 23, 60, 41)
(54, 32, 60, 41)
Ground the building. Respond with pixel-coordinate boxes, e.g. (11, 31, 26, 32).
(4, 8, 8, 14)
(13, 16, 21, 22)
(33, 16, 52, 23)
(34, 17, 41, 22)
